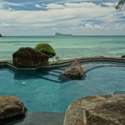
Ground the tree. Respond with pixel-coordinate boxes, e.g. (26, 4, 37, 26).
(116, 0, 125, 9)
(0, 34, 2, 37)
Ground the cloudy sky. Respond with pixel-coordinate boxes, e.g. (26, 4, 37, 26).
(0, 0, 124, 36)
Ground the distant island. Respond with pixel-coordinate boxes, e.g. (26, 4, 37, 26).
(0, 34, 2, 37)
(55, 32, 73, 36)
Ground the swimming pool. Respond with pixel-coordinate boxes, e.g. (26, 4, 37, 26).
(0, 62, 125, 113)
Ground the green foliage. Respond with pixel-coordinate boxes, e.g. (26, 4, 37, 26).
(47, 61, 51, 63)
(55, 60, 63, 62)
(95, 56, 105, 57)
(0, 34, 2, 37)
(116, 0, 125, 10)
(35, 43, 56, 58)
(55, 56, 59, 61)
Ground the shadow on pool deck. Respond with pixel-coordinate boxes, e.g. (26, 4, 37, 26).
(5, 112, 65, 125)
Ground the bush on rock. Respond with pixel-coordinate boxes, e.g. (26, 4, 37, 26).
(35, 43, 56, 58)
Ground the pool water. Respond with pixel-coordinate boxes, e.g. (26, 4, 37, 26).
(0, 62, 125, 113)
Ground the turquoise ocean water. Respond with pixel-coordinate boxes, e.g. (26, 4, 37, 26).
(0, 36, 125, 61)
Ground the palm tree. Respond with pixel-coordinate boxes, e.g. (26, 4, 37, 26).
(116, 0, 125, 9)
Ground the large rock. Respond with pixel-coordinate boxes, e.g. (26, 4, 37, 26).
(121, 55, 125, 58)
(0, 96, 27, 124)
(64, 94, 125, 125)
(59, 60, 85, 81)
(13, 47, 48, 68)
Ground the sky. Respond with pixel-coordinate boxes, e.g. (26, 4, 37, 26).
(0, 0, 125, 36)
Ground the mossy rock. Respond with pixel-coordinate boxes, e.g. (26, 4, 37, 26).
(35, 43, 56, 58)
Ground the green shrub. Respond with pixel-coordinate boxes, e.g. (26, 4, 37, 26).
(55, 56, 59, 61)
(35, 43, 56, 58)
(47, 61, 51, 63)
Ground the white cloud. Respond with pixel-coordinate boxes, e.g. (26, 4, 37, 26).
(46, 3, 65, 9)
(85, 23, 93, 29)
(102, 2, 117, 7)
(65, 2, 97, 8)
(42, 3, 45, 6)
(84, 23, 104, 29)
(70, 26, 76, 29)
(57, 0, 102, 4)
(94, 24, 104, 29)
(80, 26, 84, 29)
(34, 4, 42, 8)
(1, 23, 10, 26)
(3, 2, 24, 6)
(0, 0, 23, 8)
(51, 27, 59, 30)
(0, 23, 17, 27)
(0, 1, 124, 35)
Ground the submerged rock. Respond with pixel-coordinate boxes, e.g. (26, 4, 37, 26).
(13, 47, 48, 68)
(59, 60, 85, 81)
(0, 96, 27, 124)
(64, 94, 125, 125)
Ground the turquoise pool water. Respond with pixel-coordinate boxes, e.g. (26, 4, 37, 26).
(0, 62, 125, 112)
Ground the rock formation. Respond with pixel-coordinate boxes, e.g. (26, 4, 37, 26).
(55, 32, 72, 36)
(64, 94, 125, 125)
(59, 60, 85, 81)
(13, 47, 48, 68)
(122, 55, 125, 58)
(0, 96, 27, 124)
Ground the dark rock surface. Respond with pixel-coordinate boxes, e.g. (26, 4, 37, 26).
(0, 96, 27, 124)
(121, 55, 125, 58)
(13, 47, 48, 68)
(64, 94, 125, 125)
(59, 60, 85, 81)
(5, 112, 65, 125)
(58, 73, 71, 82)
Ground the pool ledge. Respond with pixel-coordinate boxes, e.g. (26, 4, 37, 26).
(1, 57, 125, 71)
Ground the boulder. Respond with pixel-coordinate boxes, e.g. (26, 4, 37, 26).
(121, 55, 125, 58)
(59, 60, 85, 81)
(64, 94, 125, 125)
(0, 96, 27, 124)
(13, 47, 48, 68)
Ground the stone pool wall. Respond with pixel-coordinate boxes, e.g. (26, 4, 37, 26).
(1, 57, 125, 70)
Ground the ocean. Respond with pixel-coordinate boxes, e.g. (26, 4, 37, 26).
(0, 36, 125, 61)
